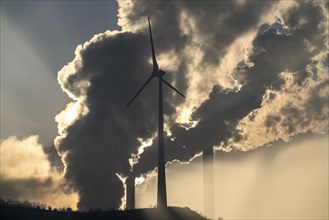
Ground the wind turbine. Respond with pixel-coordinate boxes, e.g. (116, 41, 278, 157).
(126, 17, 185, 208)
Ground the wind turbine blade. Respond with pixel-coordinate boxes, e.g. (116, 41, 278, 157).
(148, 17, 159, 71)
(162, 79, 185, 98)
(126, 75, 154, 108)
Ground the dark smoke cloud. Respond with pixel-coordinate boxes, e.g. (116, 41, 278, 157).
(134, 1, 328, 174)
(56, 0, 328, 210)
(57, 32, 155, 210)
(43, 145, 64, 172)
(56, 29, 191, 209)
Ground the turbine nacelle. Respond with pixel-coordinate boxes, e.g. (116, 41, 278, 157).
(125, 17, 185, 109)
(152, 69, 166, 77)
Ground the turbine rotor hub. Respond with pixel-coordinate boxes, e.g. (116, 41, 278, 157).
(153, 69, 166, 77)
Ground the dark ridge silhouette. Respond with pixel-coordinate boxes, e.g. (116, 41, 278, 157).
(0, 203, 208, 220)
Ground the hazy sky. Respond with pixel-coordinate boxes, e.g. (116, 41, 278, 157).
(137, 135, 328, 219)
(1, 1, 119, 144)
(0, 1, 328, 219)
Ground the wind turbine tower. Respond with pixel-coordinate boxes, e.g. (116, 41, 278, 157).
(126, 17, 185, 208)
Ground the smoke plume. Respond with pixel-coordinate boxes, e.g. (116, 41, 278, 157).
(55, 0, 328, 210)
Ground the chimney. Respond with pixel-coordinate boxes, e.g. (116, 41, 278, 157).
(126, 174, 135, 210)
(203, 146, 214, 218)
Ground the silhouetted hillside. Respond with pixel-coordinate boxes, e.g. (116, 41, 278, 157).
(0, 203, 208, 220)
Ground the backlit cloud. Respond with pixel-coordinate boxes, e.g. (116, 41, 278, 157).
(0, 136, 78, 209)
(53, 0, 328, 210)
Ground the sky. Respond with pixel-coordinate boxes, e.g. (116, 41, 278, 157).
(0, 1, 328, 219)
